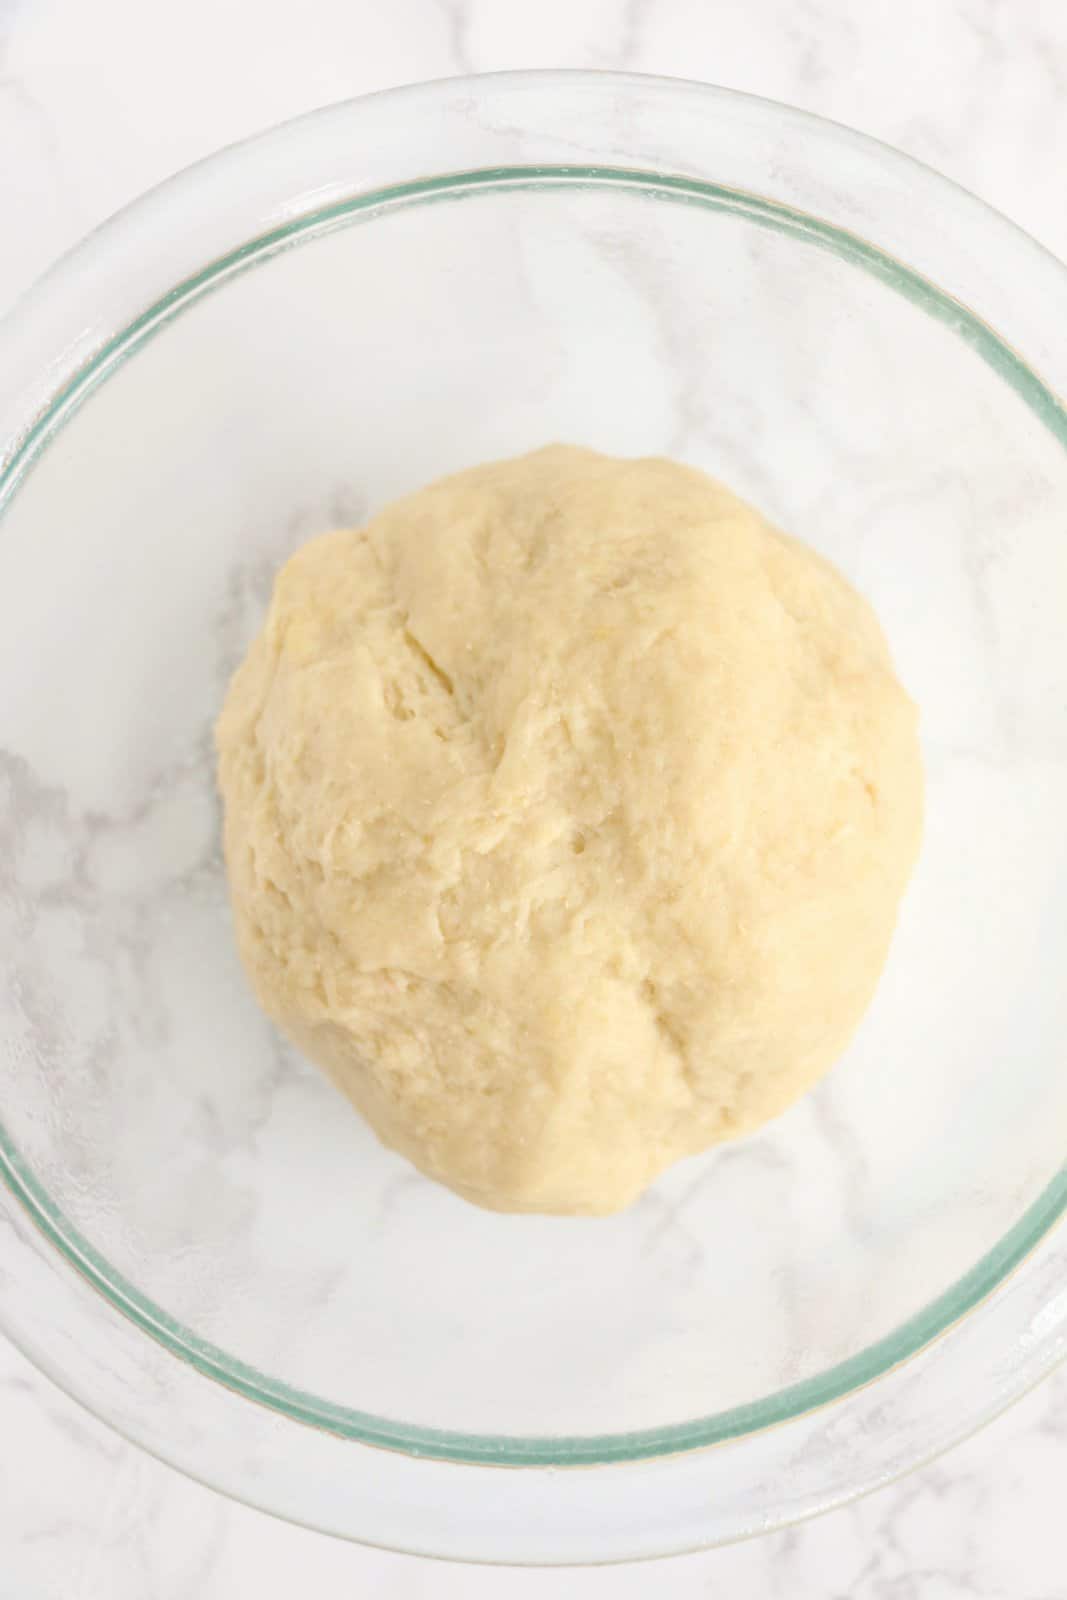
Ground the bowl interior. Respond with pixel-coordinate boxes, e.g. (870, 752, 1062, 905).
(2, 171, 1066, 1461)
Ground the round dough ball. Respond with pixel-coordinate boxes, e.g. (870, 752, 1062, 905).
(217, 446, 922, 1215)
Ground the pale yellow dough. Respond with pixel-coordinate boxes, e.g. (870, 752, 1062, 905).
(217, 446, 922, 1215)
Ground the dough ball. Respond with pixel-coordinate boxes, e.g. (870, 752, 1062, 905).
(216, 446, 922, 1215)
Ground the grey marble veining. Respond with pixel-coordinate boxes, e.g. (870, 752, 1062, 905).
(2, 0, 1067, 1595)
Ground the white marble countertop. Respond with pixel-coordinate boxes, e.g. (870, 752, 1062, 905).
(2, 0, 1066, 1593)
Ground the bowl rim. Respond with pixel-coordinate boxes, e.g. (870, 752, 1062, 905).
(1, 67, 1066, 1557)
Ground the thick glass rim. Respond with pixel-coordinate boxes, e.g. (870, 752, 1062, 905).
(1, 152, 1066, 1468)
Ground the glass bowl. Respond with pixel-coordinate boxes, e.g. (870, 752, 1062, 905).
(1, 72, 1066, 1566)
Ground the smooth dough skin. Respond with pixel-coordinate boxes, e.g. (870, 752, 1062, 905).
(217, 446, 923, 1215)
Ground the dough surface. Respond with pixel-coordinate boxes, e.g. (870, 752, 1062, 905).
(217, 446, 922, 1215)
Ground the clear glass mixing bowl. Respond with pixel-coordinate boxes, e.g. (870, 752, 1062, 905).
(1, 72, 1066, 1564)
